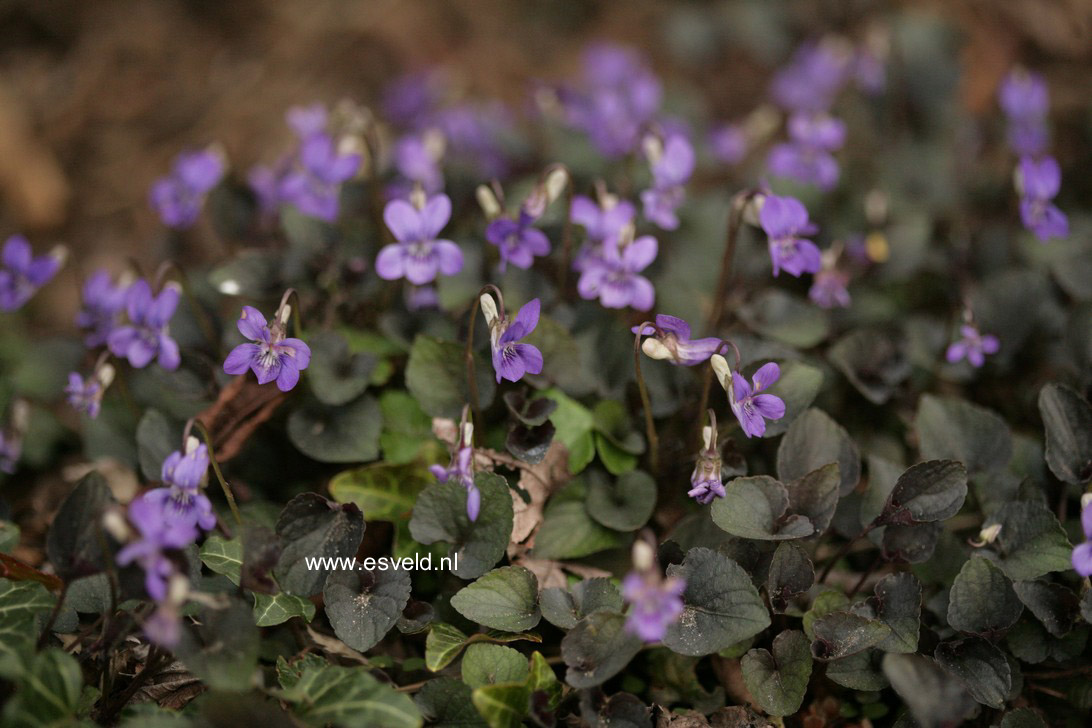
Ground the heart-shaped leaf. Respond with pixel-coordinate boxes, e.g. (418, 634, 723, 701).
(324, 566, 411, 651)
(878, 460, 967, 525)
(935, 637, 1012, 709)
(810, 612, 891, 660)
(915, 395, 1012, 473)
(767, 542, 814, 614)
(585, 469, 656, 532)
(461, 643, 529, 689)
(287, 394, 382, 463)
(1038, 383, 1092, 485)
(741, 630, 813, 716)
(451, 566, 541, 632)
(406, 335, 495, 419)
(777, 408, 860, 496)
(710, 476, 817, 540)
(561, 611, 642, 688)
(307, 331, 376, 406)
(947, 557, 1023, 636)
(274, 493, 365, 596)
(980, 502, 1073, 581)
(540, 578, 623, 629)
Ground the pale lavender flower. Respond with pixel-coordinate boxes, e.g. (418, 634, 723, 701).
(286, 103, 329, 139)
(480, 294, 543, 384)
(1072, 501, 1092, 577)
(107, 280, 181, 370)
(116, 491, 201, 601)
(376, 193, 462, 285)
(945, 324, 1000, 368)
(394, 133, 445, 194)
(279, 133, 360, 222)
(709, 123, 748, 165)
(809, 269, 851, 309)
(688, 415, 725, 505)
(571, 195, 636, 243)
(65, 365, 114, 420)
(759, 194, 821, 277)
(999, 70, 1050, 157)
(621, 570, 686, 642)
(430, 419, 480, 521)
(640, 133, 694, 230)
(248, 163, 285, 217)
(711, 356, 785, 439)
(577, 230, 657, 311)
(223, 305, 311, 392)
(0, 235, 63, 312)
(76, 270, 129, 348)
(1017, 156, 1068, 241)
(769, 39, 853, 113)
(767, 113, 845, 190)
(150, 148, 225, 229)
(632, 315, 720, 367)
(486, 212, 551, 272)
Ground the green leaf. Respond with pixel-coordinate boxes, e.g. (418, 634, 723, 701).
(414, 678, 487, 728)
(915, 395, 1012, 473)
(934, 637, 1011, 709)
(710, 473, 831, 540)
(827, 328, 912, 405)
(280, 661, 422, 728)
(981, 502, 1073, 581)
(594, 433, 638, 475)
(1038, 383, 1092, 484)
(741, 630, 813, 716)
(947, 557, 1023, 635)
(767, 542, 814, 614)
(540, 578, 623, 629)
(0, 579, 56, 680)
(585, 470, 656, 531)
(287, 394, 382, 463)
(541, 388, 596, 474)
(307, 331, 376, 406)
(1014, 580, 1079, 637)
(136, 409, 181, 482)
(175, 598, 259, 692)
(378, 391, 436, 465)
(776, 408, 860, 496)
(738, 289, 830, 348)
(0, 520, 19, 553)
(998, 708, 1048, 728)
(471, 682, 532, 728)
(451, 566, 541, 632)
(406, 335, 495, 419)
(275, 493, 365, 596)
(2, 648, 82, 726)
(426, 623, 471, 672)
(663, 548, 771, 656)
(810, 612, 891, 660)
(802, 589, 849, 641)
(409, 472, 513, 579)
(461, 644, 529, 688)
(329, 461, 432, 522)
(45, 471, 115, 581)
(253, 592, 316, 627)
(527, 651, 562, 709)
(561, 611, 642, 688)
(881, 653, 976, 728)
(877, 459, 967, 526)
(825, 650, 889, 691)
(868, 572, 921, 653)
(532, 500, 625, 560)
(324, 567, 411, 651)
(760, 360, 824, 438)
(200, 536, 243, 586)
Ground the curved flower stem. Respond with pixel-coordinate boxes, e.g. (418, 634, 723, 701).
(154, 260, 219, 349)
(633, 322, 660, 476)
(277, 287, 304, 338)
(695, 338, 743, 441)
(463, 285, 504, 447)
(188, 419, 243, 527)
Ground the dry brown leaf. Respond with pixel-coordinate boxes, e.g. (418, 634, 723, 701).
(196, 375, 287, 462)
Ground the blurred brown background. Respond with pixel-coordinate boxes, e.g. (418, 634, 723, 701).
(0, 0, 1089, 297)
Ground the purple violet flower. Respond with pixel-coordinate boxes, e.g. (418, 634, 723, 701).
(116, 491, 201, 601)
(632, 314, 720, 367)
(278, 132, 360, 222)
(758, 194, 822, 277)
(1016, 156, 1068, 241)
(486, 211, 551, 272)
(767, 113, 845, 190)
(150, 148, 225, 229)
(577, 228, 657, 311)
(480, 294, 544, 384)
(688, 415, 725, 505)
(999, 70, 1050, 157)
(76, 270, 130, 348)
(640, 133, 694, 230)
(430, 418, 480, 521)
(709, 123, 748, 165)
(376, 193, 463, 285)
(945, 324, 1000, 368)
(65, 365, 114, 419)
(0, 235, 63, 312)
(711, 356, 786, 438)
(621, 570, 686, 643)
(809, 268, 852, 309)
(248, 162, 285, 218)
(769, 39, 853, 113)
(571, 194, 636, 245)
(1071, 500, 1092, 577)
(107, 280, 181, 370)
(394, 132, 445, 194)
(286, 103, 329, 139)
(223, 305, 311, 392)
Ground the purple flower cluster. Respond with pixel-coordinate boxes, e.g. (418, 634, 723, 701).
(621, 570, 686, 642)
(150, 148, 225, 229)
(689, 415, 725, 505)
(223, 304, 312, 392)
(376, 193, 463, 289)
(711, 355, 786, 438)
(430, 418, 480, 521)
(946, 323, 999, 369)
(0, 235, 63, 312)
(76, 270, 130, 348)
(394, 131, 445, 194)
(484, 171, 565, 273)
(767, 113, 846, 190)
(769, 39, 855, 113)
(480, 293, 543, 384)
(65, 364, 115, 419)
(759, 194, 821, 277)
(1072, 500, 1092, 577)
(632, 315, 719, 367)
(999, 70, 1068, 241)
(107, 280, 181, 371)
(556, 44, 662, 158)
(116, 440, 216, 646)
(577, 228, 657, 311)
(640, 133, 695, 230)
(708, 123, 748, 166)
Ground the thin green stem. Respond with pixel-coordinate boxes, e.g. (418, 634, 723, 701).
(190, 420, 242, 526)
(633, 322, 660, 476)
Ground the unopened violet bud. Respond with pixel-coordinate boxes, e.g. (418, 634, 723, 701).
(223, 302, 311, 392)
(0, 235, 64, 312)
(631, 314, 719, 367)
(688, 415, 725, 505)
(1015, 156, 1068, 242)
